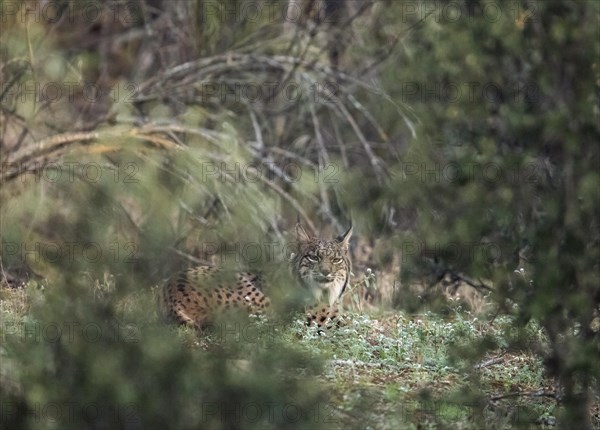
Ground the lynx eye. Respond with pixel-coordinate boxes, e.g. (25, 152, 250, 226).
(306, 255, 319, 263)
(333, 258, 344, 264)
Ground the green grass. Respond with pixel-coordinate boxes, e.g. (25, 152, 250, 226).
(284, 312, 556, 429)
(1, 280, 596, 429)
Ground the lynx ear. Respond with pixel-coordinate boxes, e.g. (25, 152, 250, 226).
(336, 225, 353, 248)
(296, 223, 311, 242)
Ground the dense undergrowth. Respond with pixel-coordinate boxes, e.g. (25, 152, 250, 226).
(2, 277, 592, 430)
(1, 1, 598, 429)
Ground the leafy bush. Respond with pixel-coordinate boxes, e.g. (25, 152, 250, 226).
(1, 1, 598, 429)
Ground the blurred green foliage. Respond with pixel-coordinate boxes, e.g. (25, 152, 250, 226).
(1, 1, 598, 429)
(385, 1, 599, 428)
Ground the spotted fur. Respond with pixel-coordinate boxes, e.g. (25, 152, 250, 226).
(162, 224, 352, 330)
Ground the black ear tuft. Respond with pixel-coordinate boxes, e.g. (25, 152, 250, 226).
(336, 225, 353, 247)
(296, 223, 311, 242)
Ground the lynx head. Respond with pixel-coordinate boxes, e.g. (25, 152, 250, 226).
(292, 223, 352, 306)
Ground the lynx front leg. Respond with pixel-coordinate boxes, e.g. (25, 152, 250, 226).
(305, 304, 343, 329)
